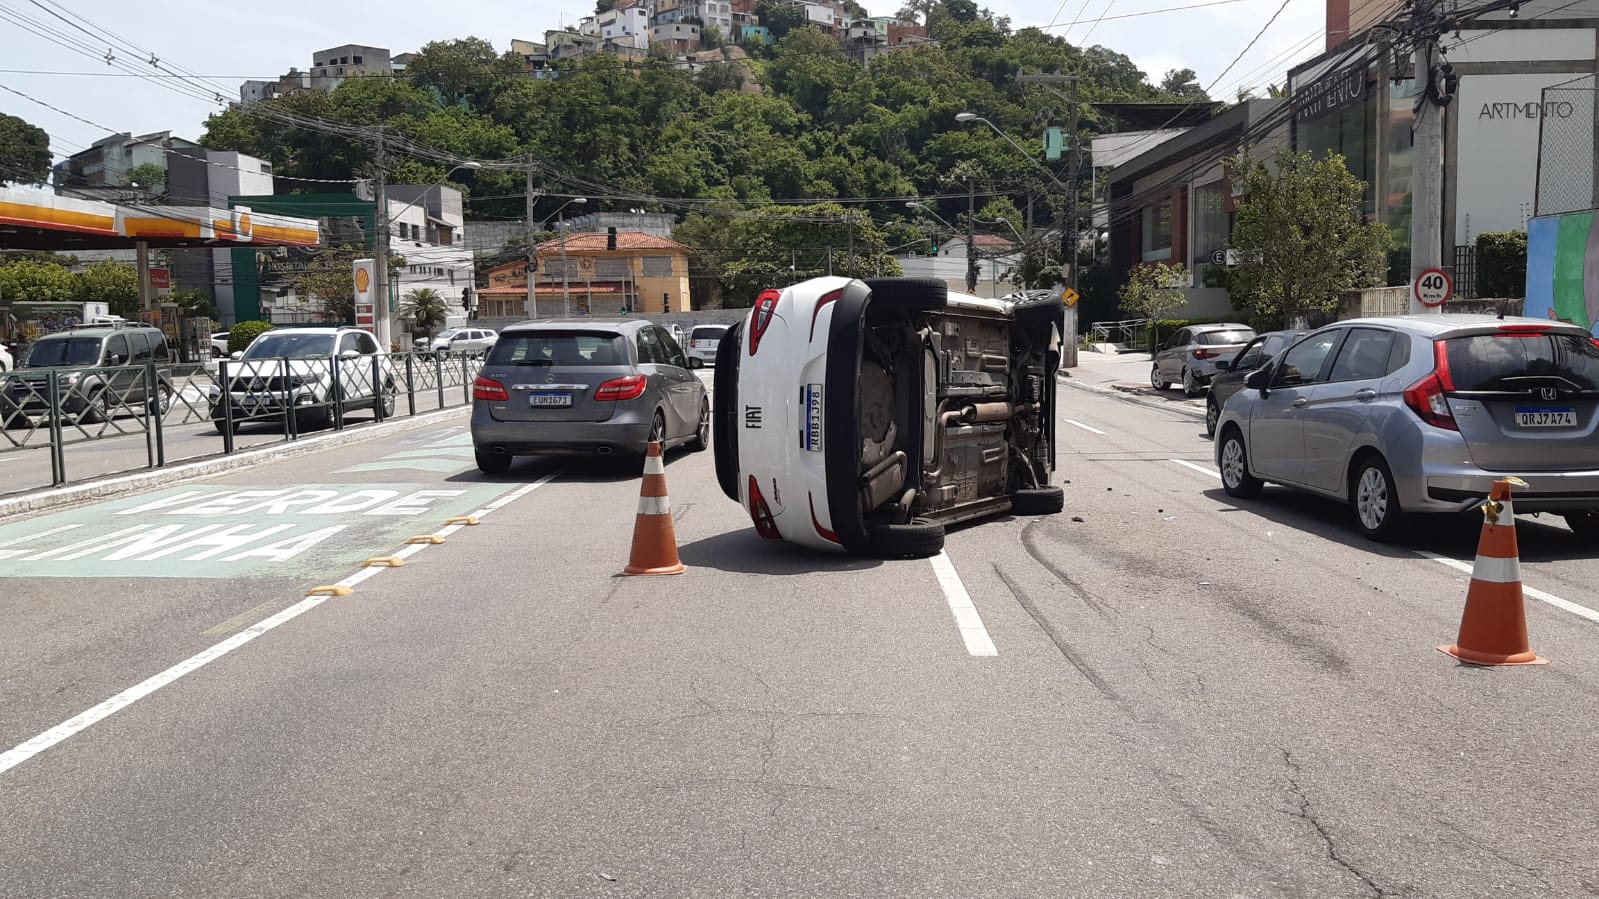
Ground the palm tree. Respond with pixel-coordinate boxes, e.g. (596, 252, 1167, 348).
(401, 288, 449, 339)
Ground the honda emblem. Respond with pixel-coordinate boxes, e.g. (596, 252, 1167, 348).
(1538, 387, 1558, 401)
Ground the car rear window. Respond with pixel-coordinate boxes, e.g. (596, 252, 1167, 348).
(491, 332, 627, 366)
(1198, 329, 1255, 345)
(1445, 332, 1599, 391)
(691, 326, 726, 341)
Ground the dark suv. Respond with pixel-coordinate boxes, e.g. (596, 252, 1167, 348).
(2, 323, 175, 425)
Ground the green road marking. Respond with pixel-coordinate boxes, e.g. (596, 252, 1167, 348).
(339, 458, 467, 473)
(0, 482, 509, 579)
(336, 433, 476, 473)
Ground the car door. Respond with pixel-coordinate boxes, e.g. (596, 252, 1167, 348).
(1298, 327, 1399, 493)
(1157, 329, 1187, 381)
(654, 326, 701, 429)
(1248, 330, 1345, 485)
(635, 327, 684, 437)
(100, 333, 136, 411)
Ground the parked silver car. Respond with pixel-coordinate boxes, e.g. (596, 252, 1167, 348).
(1213, 315, 1599, 541)
(415, 327, 498, 355)
(470, 319, 709, 473)
(1204, 330, 1306, 437)
(1153, 323, 1257, 396)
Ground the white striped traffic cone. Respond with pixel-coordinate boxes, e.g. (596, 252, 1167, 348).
(623, 441, 686, 576)
(1439, 477, 1545, 666)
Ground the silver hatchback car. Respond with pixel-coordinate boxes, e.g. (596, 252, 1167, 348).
(470, 320, 709, 473)
(1213, 315, 1599, 541)
(1153, 323, 1257, 396)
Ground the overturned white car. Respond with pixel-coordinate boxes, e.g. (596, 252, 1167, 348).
(714, 277, 1065, 557)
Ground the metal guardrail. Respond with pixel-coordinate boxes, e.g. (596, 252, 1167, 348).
(1089, 318, 1151, 347)
(0, 350, 486, 497)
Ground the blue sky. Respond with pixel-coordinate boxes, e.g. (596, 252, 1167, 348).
(0, 0, 1324, 165)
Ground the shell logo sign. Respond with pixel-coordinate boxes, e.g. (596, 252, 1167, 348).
(235, 209, 254, 241)
(354, 267, 371, 294)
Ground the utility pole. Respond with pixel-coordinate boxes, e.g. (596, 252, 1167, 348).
(372, 128, 392, 349)
(559, 206, 572, 318)
(525, 168, 540, 319)
(1408, 1, 1447, 313)
(1018, 73, 1081, 292)
(966, 175, 978, 293)
(847, 213, 856, 278)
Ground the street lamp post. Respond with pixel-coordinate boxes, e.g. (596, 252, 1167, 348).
(955, 112, 1076, 293)
(375, 159, 480, 349)
(543, 197, 589, 318)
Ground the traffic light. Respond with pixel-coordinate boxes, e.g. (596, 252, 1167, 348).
(928, 237, 939, 254)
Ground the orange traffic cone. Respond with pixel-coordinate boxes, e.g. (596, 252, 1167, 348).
(623, 441, 686, 576)
(1439, 478, 1546, 666)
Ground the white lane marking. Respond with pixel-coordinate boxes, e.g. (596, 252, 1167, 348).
(1171, 459, 1222, 480)
(1416, 551, 1599, 624)
(1064, 419, 1107, 435)
(0, 472, 559, 777)
(929, 551, 998, 657)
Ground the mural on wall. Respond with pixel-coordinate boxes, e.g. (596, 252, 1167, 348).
(1526, 211, 1599, 336)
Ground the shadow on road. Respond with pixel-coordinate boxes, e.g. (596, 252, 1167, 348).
(1201, 486, 1594, 562)
(677, 529, 883, 575)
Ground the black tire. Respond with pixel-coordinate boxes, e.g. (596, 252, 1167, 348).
(713, 320, 745, 502)
(1204, 397, 1219, 438)
(869, 518, 945, 558)
(687, 398, 710, 452)
(864, 277, 947, 311)
(647, 410, 666, 448)
(213, 416, 240, 435)
(379, 382, 398, 418)
(1350, 455, 1406, 542)
(1151, 364, 1170, 391)
(150, 383, 172, 417)
(1218, 427, 1264, 499)
(79, 389, 108, 424)
(475, 448, 512, 475)
(1565, 511, 1599, 540)
(295, 407, 331, 432)
(1182, 366, 1204, 397)
(1010, 486, 1065, 516)
(1011, 290, 1066, 331)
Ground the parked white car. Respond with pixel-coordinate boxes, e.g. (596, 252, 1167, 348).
(211, 331, 231, 358)
(209, 327, 397, 432)
(415, 327, 498, 355)
(686, 324, 728, 368)
(0, 342, 12, 372)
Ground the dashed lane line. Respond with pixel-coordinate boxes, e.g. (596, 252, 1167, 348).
(1171, 458, 1222, 479)
(1416, 551, 1599, 625)
(1064, 419, 1108, 435)
(929, 551, 998, 657)
(0, 473, 559, 777)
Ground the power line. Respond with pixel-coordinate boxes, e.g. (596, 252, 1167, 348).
(1204, 0, 1296, 93)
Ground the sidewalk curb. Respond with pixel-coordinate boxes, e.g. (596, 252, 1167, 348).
(0, 406, 471, 523)
(1058, 373, 1207, 419)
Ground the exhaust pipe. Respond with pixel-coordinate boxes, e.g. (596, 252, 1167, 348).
(597, 446, 613, 456)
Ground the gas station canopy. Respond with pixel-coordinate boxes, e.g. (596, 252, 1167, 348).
(0, 186, 321, 251)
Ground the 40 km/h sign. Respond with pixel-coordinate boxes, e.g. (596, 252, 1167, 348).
(1414, 267, 1453, 308)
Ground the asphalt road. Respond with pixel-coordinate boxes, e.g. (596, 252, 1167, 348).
(2, 370, 1597, 897)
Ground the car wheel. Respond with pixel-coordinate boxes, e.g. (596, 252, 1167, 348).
(1151, 363, 1170, 391)
(295, 407, 330, 432)
(149, 383, 172, 417)
(1562, 511, 1599, 541)
(1218, 428, 1264, 498)
(1204, 397, 1219, 438)
(647, 410, 667, 449)
(869, 518, 945, 558)
(1182, 366, 1204, 397)
(79, 390, 108, 424)
(1010, 486, 1065, 515)
(688, 357, 704, 369)
(213, 416, 240, 435)
(1351, 455, 1406, 542)
(687, 399, 710, 452)
(475, 448, 513, 475)
(379, 382, 398, 418)
(863, 277, 946, 310)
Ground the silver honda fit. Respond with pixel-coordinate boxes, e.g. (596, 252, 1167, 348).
(470, 319, 709, 473)
(1213, 315, 1599, 541)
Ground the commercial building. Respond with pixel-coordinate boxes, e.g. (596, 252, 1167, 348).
(165, 148, 276, 325)
(54, 131, 201, 195)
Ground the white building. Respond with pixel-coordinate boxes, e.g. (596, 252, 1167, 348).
(386, 185, 475, 313)
(164, 149, 276, 324)
(896, 236, 1024, 299)
(309, 44, 392, 92)
(598, 8, 651, 49)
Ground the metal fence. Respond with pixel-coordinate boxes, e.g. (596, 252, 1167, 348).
(1536, 74, 1598, 217)
(0, 350, 486, 499)
(1089, 318, 1151, 347)
(1451, 244, 1477, 299)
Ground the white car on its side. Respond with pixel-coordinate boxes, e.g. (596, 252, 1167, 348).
(713, 276, 1065, 557)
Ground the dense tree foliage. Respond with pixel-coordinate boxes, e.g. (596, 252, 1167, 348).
(0, 112, 51, 187)
(198, 6, 1206, 306)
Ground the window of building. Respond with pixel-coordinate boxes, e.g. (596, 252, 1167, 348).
(640, 256, 675, 278)
(353, 55, 363, 65)
(1141, 202, 1172, 262)
(1192, 181, 1231, 287)
(336, 66, 345, 75)
(339, 56, 349, 65)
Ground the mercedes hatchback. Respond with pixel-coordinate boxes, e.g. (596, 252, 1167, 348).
(470, 320, 708, 473)
(714, 277, 1065, 557)
(1213, 315, 1599, 541)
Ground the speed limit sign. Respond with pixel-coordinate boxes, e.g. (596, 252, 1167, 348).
(1414, 268, 1453, 308)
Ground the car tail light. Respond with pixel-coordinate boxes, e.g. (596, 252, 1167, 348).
(1402, 340, 1457, 430)
(809, 493, 841, 545)
(747, 476, 780, 539)
(1192, 348, 1215, 360)
(809, 287, 846, 342)
(594, 374, 646, 401)
(748, 289, 780, 356)
(472, 376, 508, 402)
(1591, 337, 1599, 352)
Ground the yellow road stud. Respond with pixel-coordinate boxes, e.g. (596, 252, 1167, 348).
(406, 535, 447, 545)
(445, 516, 480, 526)
(306, 585, 354, 597)
(363, 556, 406, 568)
